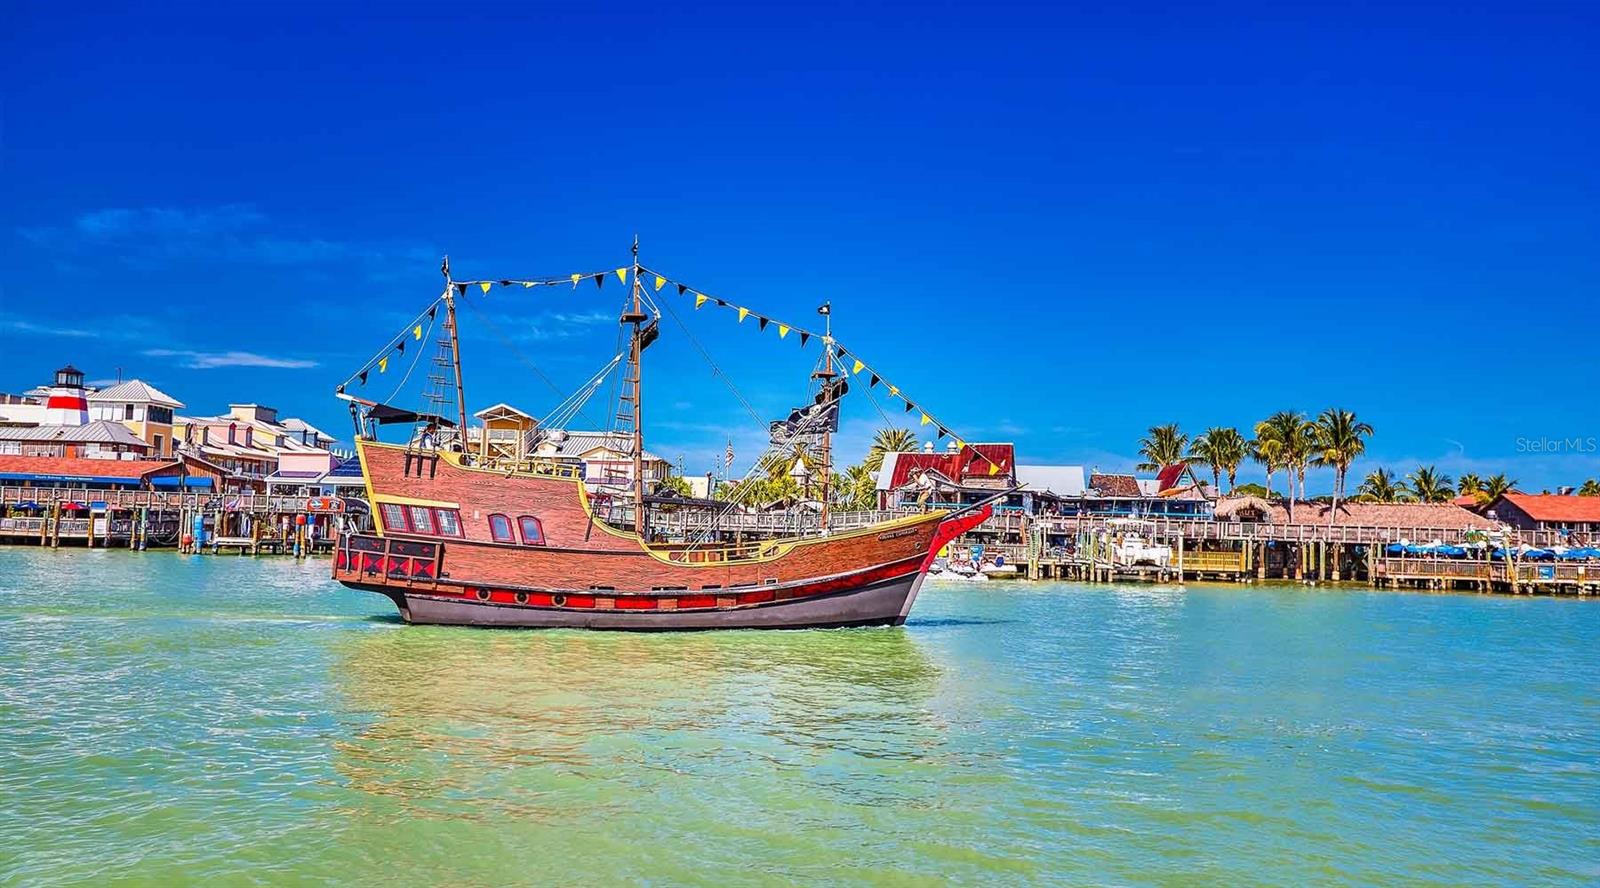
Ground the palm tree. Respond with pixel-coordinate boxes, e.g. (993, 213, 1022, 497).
(1406, 465, 1455, 503)
(1188, 427, 1228, 492)
(1457, 473, 1485, 503)
(1311, 408, 1374, 521)
(835, 463, 877, 510)
(1213, 427, 1248, 493)
(1356, 467, 1404, 503)
(1136, 423, 1190, 471)
(1250, 433, 1285, 502)
(1262, 411, 1314, 521)
(1482, 473, 1518, 502)
(865, 428, 917, 472)
(1579, 479, 1600, 497)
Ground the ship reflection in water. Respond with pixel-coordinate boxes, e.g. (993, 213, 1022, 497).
(329, 625, 949, 826)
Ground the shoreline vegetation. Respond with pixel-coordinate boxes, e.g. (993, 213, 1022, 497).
(1135, 410, 1599, 521)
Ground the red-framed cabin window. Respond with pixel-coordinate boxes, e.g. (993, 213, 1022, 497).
(488, 513, 515, 543)
(380, 503, 461, 537)
(379, 503, 406, 533)
(517, 516, 545, 545)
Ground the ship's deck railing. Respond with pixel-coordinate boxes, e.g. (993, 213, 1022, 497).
(335, 534, 441, 585)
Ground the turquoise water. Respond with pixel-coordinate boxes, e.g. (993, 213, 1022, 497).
(1, 548, 1597, 886)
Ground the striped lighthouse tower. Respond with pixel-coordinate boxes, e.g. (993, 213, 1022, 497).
(44, 365, 90, 425)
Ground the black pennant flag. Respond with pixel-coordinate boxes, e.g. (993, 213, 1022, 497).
(593, 273, 606, 289)
(499, 280, 513, 287)
(869, 374, 880, 388)
(428, 305, 438, 320)
(454, 283, 467, 296)
(758, 317, 769, 331)
(396, 341, 405, 354)
(677, 284, 687, 295)
(904, 401, 915, 413)
(715, 299, 728, 307)
(358, 371, 368, 385)
(936, 426, 948, 440)
(799, 331, 810, 347)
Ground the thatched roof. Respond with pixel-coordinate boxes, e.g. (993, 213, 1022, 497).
(1214, 495, 1272, 520)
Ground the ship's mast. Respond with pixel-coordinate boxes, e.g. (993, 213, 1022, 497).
(441, 256, 468, 436)
(815, 302, 835, 526)
(624, 237, 647, 535)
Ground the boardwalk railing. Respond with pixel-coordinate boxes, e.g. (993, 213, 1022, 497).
(1377, 557, 1595, 586)
(0, 486, 356, 516)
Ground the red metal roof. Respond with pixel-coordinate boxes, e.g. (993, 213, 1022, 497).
(1498, 493, 1600, 522)
(885, 444, 1016, 490)
(0, 455, 177, 480)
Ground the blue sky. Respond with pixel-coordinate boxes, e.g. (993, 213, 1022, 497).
(4, 1, 1597, 490)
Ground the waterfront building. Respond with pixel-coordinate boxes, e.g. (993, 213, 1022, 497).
(473, 402, 538, 464)
(0, 454, 182, 490)
(88, 380, 184, 458)
(175, 403, 337, 491)
(0, 421, 152, 458)
(265, 449, 342, 497)
(875, 442, 1018, 511)
(1484, 493, 1600, 538)
(529, 430, 670, 487)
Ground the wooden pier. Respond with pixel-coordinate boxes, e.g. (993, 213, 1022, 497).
(0, 485, 351, 555)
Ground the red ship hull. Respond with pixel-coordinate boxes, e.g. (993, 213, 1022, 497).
(333, 442, 987, 630)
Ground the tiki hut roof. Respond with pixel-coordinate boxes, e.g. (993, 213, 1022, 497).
(1214, 495, 1272, 521)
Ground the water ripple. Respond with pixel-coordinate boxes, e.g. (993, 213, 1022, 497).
(1, 551, 1597, 885)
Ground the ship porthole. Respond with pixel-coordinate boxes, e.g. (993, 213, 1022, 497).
(552, 594, 567, 607)
(475, 589, 490, 602)
(514, 592, 528, 605)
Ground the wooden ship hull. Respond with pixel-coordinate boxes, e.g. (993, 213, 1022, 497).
(333, 441, 989, 630)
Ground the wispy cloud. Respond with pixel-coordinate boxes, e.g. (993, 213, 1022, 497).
(143, 348, 318, 370)
(20, 204, 435, 273)
(4, 319, 97, 338)
(506, 311, 617, 342)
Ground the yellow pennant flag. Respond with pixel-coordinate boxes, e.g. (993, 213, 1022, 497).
(478, 281, 491, 294)
(920, 412, 931, 426)
(888, 385, 899, 397)
(954, 439, 965, 450)
(777, 325, 789, 339)
(413, 324, 422, 340)
(738, 307, 750, 323)
(522, 281, 535, 288)
(852, 359, 864, 375)
(615, 268, 628, 284)
(570, 273, 583, 286)
(695, 294, 708, 309)
(654, 275, 665, 291)
(989, 462, 1000, 476)
(378, 357, 388, 373)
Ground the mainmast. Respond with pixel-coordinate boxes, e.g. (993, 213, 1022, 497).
(441, 256, 468, 437)
(623, 237, 647, 535)
(815, 302, 835, 526)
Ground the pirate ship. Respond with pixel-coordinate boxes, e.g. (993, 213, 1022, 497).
(331, 243, 1001, 629)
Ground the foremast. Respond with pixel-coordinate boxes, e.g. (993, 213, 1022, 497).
(621, 237, 649, 535)
(814, 302, 836, 525)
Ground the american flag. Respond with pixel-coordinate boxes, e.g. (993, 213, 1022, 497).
(725, 439, 734, 467)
